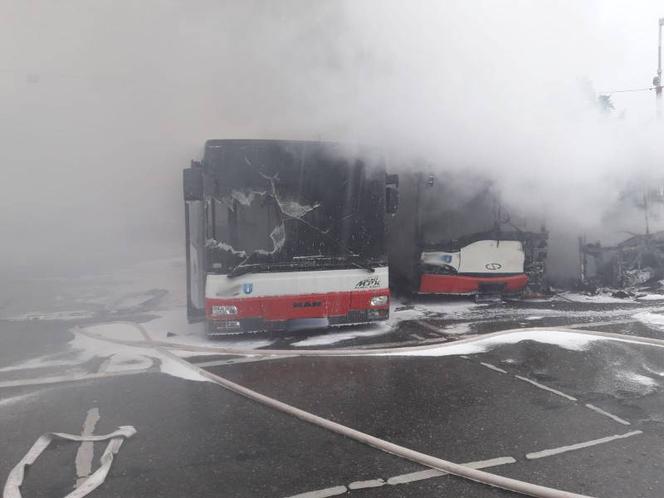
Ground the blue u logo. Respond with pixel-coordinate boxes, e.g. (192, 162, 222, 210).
(242, 283, 253, 295)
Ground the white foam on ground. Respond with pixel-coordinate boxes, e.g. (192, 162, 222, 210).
(99, 353, 154, 373)
(141, 308, 201, 339)
(141, 308, 275, 355)
(1, 320, 195, 382)
(3, 310, 96, 321)
(634, 311, 664, 330)
(292, 327, 391, 347)
(637, 294, 664, 301)
(76, 324, 209, 381)
(0, 391, 40, 407)
(85, 322, 146, 342)
(158, 355, 210, 382)
(382, 330, 604, 357)
(441, 322, 472, 335)
(616, 371, 657, 389)
(0, 354, 86, 373)
(557, 292, 633, 304)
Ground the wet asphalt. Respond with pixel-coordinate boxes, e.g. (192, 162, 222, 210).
(2, 296, 664, 497)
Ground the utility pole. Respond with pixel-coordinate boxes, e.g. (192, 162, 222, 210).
(654, 18, 664, 118)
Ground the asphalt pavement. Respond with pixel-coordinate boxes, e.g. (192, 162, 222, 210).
(3, 289, 664, 497)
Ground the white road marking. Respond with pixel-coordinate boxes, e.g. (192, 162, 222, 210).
(75, 407, 101, 487)
(526, 430, 643, 460)
(479, 362, 508, 374)
(585, 403, 631, 425)
(160, 348, 592, 498)
(471, 357, 634, 426)
(0, 369, 149, 389)
(287, 485, 348, 497)
(514, 375, 578, 401)
(288, 425, 646, 497)
(285, 457, 516, 497)
(347, 478, 385, 489)
(3, 426, 136, 498)
(386, 456, 516, 485)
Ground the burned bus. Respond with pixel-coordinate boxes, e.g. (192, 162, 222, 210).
(580, 231, 664, 289)
(388, 171, 548, 298)
(183, 139, 398, 335)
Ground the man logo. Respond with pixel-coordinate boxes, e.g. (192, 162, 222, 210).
(485, 263, 502, 271)
(242, 283, 253, 295)
(441, 254, 453, 263)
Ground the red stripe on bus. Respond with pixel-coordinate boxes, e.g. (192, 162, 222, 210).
(206, 289, 390, 320)
(419, 274, 528, 294)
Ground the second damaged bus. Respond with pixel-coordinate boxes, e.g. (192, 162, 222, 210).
(388, 171, 548, 299)
(183, 139, 398, 335)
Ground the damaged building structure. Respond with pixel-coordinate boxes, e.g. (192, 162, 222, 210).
(581, 231, 664, 289)
(580, 183, 664, 290)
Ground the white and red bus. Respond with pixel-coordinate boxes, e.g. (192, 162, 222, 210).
(387, 171, 547, 297)
(183, 139, 398, 335)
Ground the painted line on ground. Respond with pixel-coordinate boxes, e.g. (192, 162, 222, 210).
(585, 404, 631, 425)
(287, 485, 347, 498)
(153, 347, 592, 498)
(347, 478, 385, 490)
(75, 407, 101, 487)
(385, 456, 517, 485)
(288, 427, 646, 497)
(287, 456, 517, 497)
(467, 358, 633, 427)
(514, 375, 578, 402)
(479, 362, 508, 374)
(525, 430, 643, 460)
(3, 426, 136, 498)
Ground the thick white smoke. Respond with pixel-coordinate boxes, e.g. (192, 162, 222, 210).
(1, 0, 662, 280)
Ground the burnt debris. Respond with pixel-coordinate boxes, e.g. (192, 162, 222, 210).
(581, 231, 664, 289)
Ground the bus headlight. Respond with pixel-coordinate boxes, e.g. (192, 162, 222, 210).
(370, 295, 388, 307)
(211, 305, 238, 316)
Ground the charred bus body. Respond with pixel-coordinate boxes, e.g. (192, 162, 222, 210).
(580, 231, 664, 289)
(388, 172, 548, 297)
(579, 183, 664, 289)
(183, 139, 397, 335)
